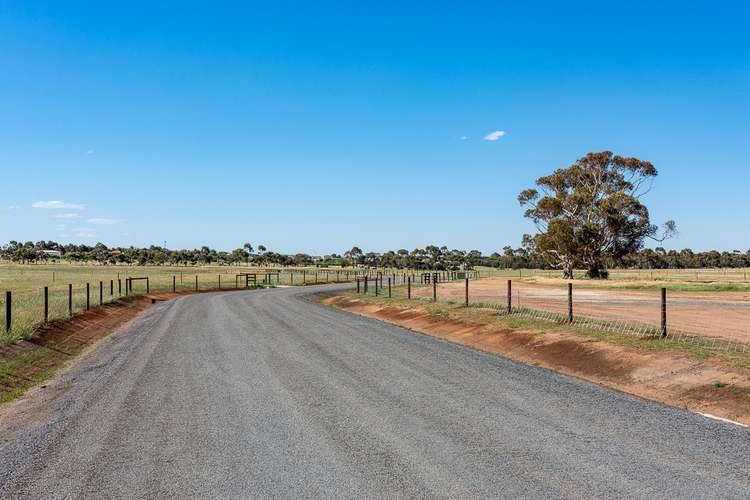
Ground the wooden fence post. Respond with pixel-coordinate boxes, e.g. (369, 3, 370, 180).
(44, 286, 49, 322)
(465, 278, 469, 307)
(68, 284, 72, 316)
(568, 283, 573, 322)
(195, 275, 198, 291)
(86, 283, 90, 310)
(433, 278, 437, 302)
(407, 277, 411, 299)
(661, 288, 667, 338)
(173, 276, 176, 292)
(5, 291, 10, 332)
(388, 277, 391, 298)
(507, 280, 512, 314)
(99, 281, 103, 305)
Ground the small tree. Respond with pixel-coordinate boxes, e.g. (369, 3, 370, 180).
(519, 151, 675, 279)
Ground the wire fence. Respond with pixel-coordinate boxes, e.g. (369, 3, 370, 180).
(355, 274, 750, 356)
(1, 267, 426, 343)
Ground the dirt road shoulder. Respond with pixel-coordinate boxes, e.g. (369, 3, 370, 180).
(322, 292, 750, 426)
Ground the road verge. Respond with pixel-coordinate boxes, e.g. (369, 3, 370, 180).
(322, 292, 750, 426)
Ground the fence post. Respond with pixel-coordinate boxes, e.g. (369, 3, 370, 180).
(507, 280, 512, 314)
(44, 286, 49, 323)
(195, 275, 198, 291)
(118, 278, 122, 295)
(110, 279, 113, 296)
(218, 275, 221, 289)
(356, 278, 360, 293)
(465, 278, 469, 307)
(146, 277, 150, 293)
(375, 277, 379, 296)
(433, 278, 437, 302)
(99, 281, 103, 305)
(86, 283, 90, 310)
(68, 284, 72, 316)
(661, 287, 667, 338)
(364, 276, 368, 293)
(568, 283, 573, 322)
(5, 291, 10, 332)
(407, 277, 411, 299)
(388, 277, 392, 298)
(173, 276, 176, 292)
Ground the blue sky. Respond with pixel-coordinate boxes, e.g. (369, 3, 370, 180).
(1, 1, 748, 254)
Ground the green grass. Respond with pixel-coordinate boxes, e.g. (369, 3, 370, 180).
(0, 348, 60, 403)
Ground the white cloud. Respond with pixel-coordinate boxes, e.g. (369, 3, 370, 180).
(54, 213, 81, 219)
(32, 200, 85, 210)
(483, 130, 506, 141)
(460, 135, 468, 141)
(87, 218, 127, 225)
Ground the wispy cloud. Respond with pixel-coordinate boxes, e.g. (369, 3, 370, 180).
(87, 218, 127, 225)
(7, 205, 20, 209)
(54, 213, 81, 219)
(483, 130, 506, 141)
(460, 135, 468, 141)
(86, 149, 95, 155)
(32, 200, 85, 210)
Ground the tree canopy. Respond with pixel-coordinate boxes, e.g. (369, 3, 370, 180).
(519, 151, 675, 278)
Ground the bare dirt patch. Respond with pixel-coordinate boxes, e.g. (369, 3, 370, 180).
(324, 295, 750, 426)
(412, 277, 750, 344)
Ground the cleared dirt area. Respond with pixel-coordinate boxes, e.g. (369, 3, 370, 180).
(412, 277, 750, 344)
(324, 294, 750, 426)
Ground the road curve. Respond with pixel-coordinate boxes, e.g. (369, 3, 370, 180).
(0, 285, 748, 499)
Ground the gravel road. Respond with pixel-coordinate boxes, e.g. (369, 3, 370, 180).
(0, 284, 748, 499)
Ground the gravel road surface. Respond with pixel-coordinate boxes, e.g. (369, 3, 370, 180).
(0, 285, 748, 498)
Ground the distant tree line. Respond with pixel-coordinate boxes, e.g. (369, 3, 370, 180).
(2, 240, 750, 271)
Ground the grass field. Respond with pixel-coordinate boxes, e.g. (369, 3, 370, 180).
(476, 267, 750, 291)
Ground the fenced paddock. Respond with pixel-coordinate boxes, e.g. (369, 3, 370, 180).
(356, 274, 750, 354)
(0, 263, 394, 342)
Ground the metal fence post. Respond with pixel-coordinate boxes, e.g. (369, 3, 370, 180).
(99, 281, 103, 305)
(465, 278, 469, 307)
(118, 278, 121, 295)
(388, 277, 391, 298)
(110, 279, 113, 296)
(568, 282, 573, 322)
(661, 287, 667, 338)
(44, 286, 49, 323)
(86, 283, 90, 310)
